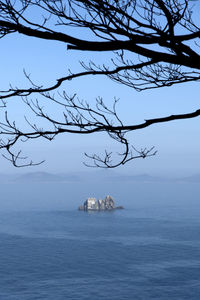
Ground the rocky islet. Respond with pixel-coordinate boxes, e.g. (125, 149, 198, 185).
(78, 195, 124, 211)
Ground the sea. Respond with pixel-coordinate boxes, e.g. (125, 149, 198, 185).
(0, 181, 200, 299)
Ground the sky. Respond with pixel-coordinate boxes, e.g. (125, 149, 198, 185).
(1, 8, 200, 177)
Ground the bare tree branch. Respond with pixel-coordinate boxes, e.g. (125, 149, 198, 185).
(0, 93, 199, 167)
(0, 0, 200, 167)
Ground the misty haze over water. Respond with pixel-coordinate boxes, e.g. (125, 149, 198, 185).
(0, 170, 199, 211)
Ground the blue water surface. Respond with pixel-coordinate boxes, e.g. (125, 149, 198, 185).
(0, 181, 200, 299)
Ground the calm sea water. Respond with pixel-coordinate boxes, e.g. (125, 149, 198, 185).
(0, 194, 200, 300)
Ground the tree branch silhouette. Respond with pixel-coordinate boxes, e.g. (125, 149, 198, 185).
(0, 0, 200, 167)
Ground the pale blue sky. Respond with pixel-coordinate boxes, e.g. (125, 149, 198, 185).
(1, 31, 200, 176)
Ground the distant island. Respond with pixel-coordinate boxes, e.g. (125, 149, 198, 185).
(78, 195, 124, 211)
